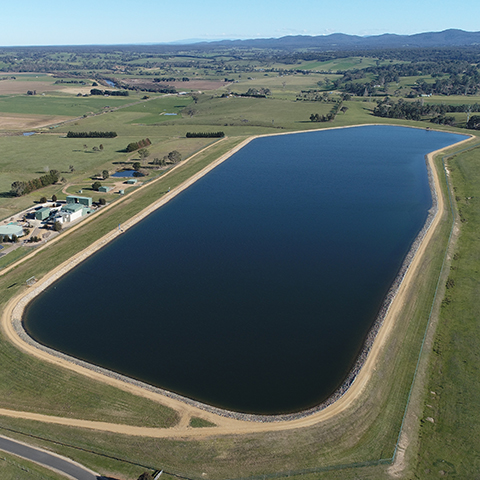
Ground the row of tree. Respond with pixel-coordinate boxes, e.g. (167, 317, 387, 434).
(297, 90, 340, 102)
(90, 88, 129, 96)
(1, 234, 19, 243)
(126, 138, 152, 152)
(186, 132, 225, 138)
(153, 77, 189, 82)
(11, 170, 59, 197)
(67, 131, 117, 138)
(309, 101, 344, 123)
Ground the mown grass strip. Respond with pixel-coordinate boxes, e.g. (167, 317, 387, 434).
(415, 143, 480, 478)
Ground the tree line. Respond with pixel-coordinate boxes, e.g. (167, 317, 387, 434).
(153, 77, 190, 82)
(186, 132, 225, 138)
(297, 90, 345, 102)
(67, 131, 117, 138)
(309, 101, 344, 123)
(90, 88, 129, 96)
(11, 170, 59, 197)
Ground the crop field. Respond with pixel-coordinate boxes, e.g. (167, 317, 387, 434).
(0, 80, 60, 95)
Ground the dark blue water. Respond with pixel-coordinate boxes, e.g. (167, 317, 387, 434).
(24, 126, 465, 414)
(111, 170, 137, 178)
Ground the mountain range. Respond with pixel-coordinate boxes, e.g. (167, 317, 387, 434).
(181, 29, 480, 50)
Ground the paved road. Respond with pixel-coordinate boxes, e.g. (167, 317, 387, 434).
(0, 434, 101, 479)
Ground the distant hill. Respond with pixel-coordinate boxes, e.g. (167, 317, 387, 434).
(186, 29, 480, 51)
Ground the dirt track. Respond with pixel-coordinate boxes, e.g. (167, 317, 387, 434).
(0, 129, 473, 439)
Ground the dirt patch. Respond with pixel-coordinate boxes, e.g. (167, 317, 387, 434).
(0, 113, 73, 130)
(59, 86, 96, 96)
(0, 80, 61, 95)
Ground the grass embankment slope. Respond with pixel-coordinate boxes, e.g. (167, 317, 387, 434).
(414, 143, 480, 478)
(0, 449, 67, 480)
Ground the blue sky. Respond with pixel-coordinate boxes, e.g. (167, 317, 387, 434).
(2, 0, 480, 46)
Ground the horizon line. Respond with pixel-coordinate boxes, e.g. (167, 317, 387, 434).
(0, 28, 477, 49)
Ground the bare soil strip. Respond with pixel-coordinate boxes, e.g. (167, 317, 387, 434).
(0, 113, 73, 130)
(0, 128, 473, 439)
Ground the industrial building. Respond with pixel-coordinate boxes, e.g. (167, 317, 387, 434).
(0, 223, 24, 240)
(55, 202, 94, 224)
(66, 195, 93, 207)
(35, 207, 51, 221)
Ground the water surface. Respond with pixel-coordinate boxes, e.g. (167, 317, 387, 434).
(24, 126, 465, 414)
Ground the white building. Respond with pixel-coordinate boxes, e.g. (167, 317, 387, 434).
(56, 203, 84, 224)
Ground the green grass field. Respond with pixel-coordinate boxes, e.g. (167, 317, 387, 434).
(296, 56, 391, 72)
(0, 450, 67, 480)
(0, 94, 135, 117)
(231, 73, 342, 99)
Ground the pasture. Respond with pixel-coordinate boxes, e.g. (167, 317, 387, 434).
(296, 56, 388, 72)
(0, 94, 136, 117)
(232, 73, 342, 99)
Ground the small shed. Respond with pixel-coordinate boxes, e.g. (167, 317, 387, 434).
(35, 207, 51, 221)
(125, 178, 137, 185)
(66, 195, 92, 207)
(98, 186, 112, 193)
(119, 189, 125, 195)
